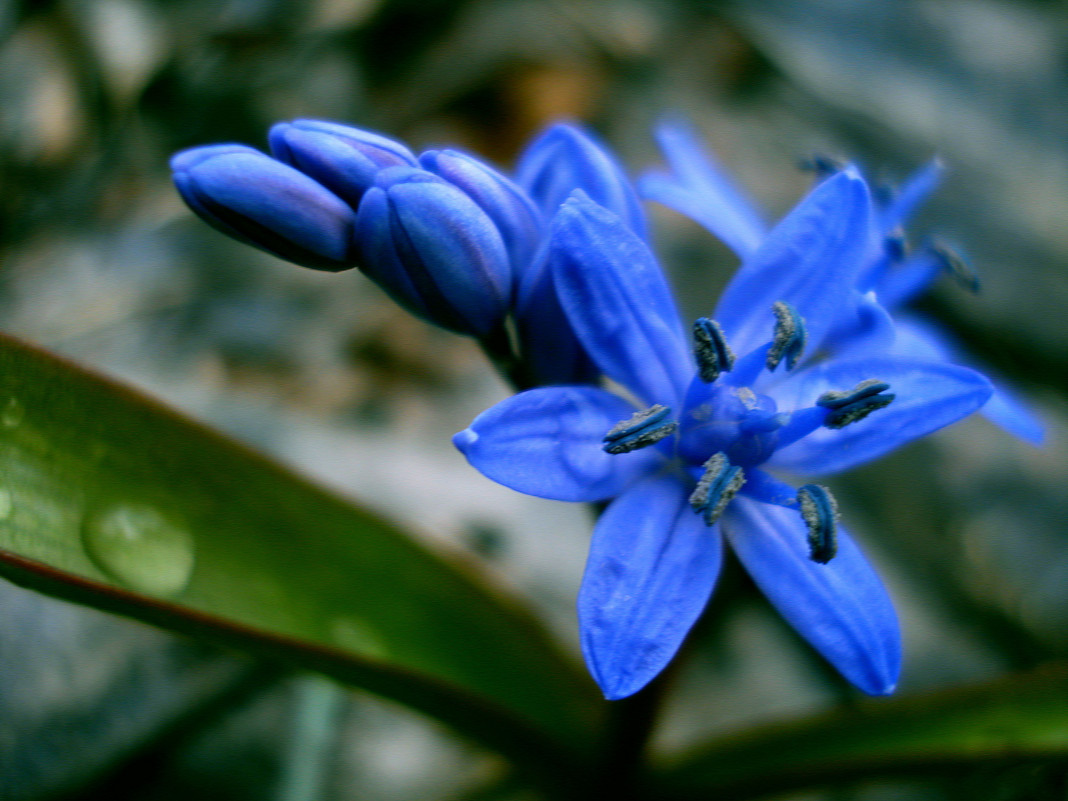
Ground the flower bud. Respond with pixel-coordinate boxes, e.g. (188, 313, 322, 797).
(516, 123, 647, 237)
(171, 144, 358, 271)
(354, 167, 513, 337)
(269, 119, 418, 208)
(420, 149, 543, 277)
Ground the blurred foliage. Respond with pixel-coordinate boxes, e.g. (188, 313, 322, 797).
(1, 0, 1067, 799)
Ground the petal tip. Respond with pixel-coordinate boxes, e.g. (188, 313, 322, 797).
(592, 668, 648, 701)
(452, 428, 478, 453)
(855, 653, 901, 697)
(861, 677, 898, 696)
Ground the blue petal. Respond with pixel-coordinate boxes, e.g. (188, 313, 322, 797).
(981, 385, 1046, 445)
(350, 185, 432, 318)
(885, 316, 953, 362)
(892, 318, 1045, 445)
(714, 169, 877, 360)
(578, 475, 723, 699)
(639, 117, 767, 258)
(269, 119, 418, 208)
(874, 249, 943, 309)
(171, 145, 358, 271)
(879, 158, 942, 233)
(516, 123, 647, 237)
(722, 496, 900, 695)
(550, 192, 692, 407)
(354, 169, 512, 336)
(769, 356, 994, 475)
(452, 387, 661, 502)
(420, 149, 544, 280)
(515, 253, 601, 386)
(825, 290, 897, 359)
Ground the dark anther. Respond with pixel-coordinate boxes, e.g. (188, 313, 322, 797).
(693, 317, 735, 383)
(817, 378, 894, 429)
(603, 404, 677, 454)
(766, 301, 807, 372)
(929, 240, 980, 293)
(689, 452, 745, 526)
(797, 484, 838, 564)
(798, 153, 847, 179)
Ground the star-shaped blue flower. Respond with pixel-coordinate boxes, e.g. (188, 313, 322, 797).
(641, 118, 1043, 444)
(454, 172, 994, 700)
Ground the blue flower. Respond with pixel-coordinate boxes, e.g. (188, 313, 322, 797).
(171, 144, 359, 271)
(419, 148, 544, 281)
(516, 122, 648, 237)
(512, 123, 651, 386)
(269, 119, 419, 208)
(454, 179, 994, 700)
(354, 166, 516, 337)
(641, 117, 1043, 444)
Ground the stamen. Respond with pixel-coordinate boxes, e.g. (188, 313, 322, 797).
(929, 240, 980, 293)
(693, 317, 735, 383)
(766, 301, 807, 372)
(689, 452, 745, 526)
(817, 378, 895, 429)
(797, 484, 838, 564)
(602, 404, 677, 454)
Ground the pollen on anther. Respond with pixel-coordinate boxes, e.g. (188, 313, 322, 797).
(797, 484, 838, 564)
(602, 404, 678, 454)
(766, 301, 807, 372)
(818, 379, 895, 429)
(693, 317, 735, 383)
(689, 452, 745, 526)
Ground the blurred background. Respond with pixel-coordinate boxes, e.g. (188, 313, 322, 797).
(1, 0, 1066, 798)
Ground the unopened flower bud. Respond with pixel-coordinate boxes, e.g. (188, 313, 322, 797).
(354, 167, 513, 337)
(269, 119, 418, 208)
(516, 123, 646, 237)
(420, 149, 543, 277)
(171, 144, 358, 271)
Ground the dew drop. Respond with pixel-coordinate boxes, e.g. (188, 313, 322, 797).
(81, 503, 195, 597)
(0, 488, 12, 521)
(328, 616, 389, 660)
(1, 397, 24, 429)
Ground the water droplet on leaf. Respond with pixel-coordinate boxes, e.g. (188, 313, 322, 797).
(1, 397, 24, 428)
(82, 503, 195, 597)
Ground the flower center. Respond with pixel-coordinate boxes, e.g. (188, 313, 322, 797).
(597, 302, 895, 562)
(678, 384, 787, 467)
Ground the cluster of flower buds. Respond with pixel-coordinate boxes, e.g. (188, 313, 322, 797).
(172, 120, 641, 360)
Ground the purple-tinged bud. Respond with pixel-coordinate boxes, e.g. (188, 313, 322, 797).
(354, 166, 513, 337)
(516, 123, 647, 237)
(420, 149, 543, 283)
(269, 119, 418, 208)
(171, 144, 358, 271)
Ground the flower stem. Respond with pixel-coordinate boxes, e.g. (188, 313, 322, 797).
(479, 318, 538, 392)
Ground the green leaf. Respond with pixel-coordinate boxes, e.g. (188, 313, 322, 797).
(0, 333, 601, 777)
(652, 662, 1068, 800)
